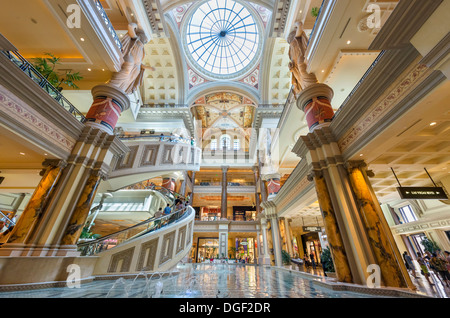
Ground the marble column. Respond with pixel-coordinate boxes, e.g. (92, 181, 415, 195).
(310, 171, 353, 283)
(5, 159, 66, 246)
(284, 218, 294, 256)
(347, 161, 409, 288)
(59, 170, 104, 247)
(257, 151, 268, 202)
(252, 166, 261, 214)
(84, 84, 130, 135)
(259, 217, 271, 265)
(221, 166, 229, 220)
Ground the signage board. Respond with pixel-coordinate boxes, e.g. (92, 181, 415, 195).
(397, 187, 448, 200)
(303, 226, 322, 232)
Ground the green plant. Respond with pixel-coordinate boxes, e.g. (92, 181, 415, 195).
(311, 7, 320, 17)
(321, 246, 335, 272)
(420, 237, 440, 253)
(32, 52, 83, 91)
(281, 250, 291, 265)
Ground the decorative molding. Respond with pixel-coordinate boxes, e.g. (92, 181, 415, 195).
(141, 0, 170, 38)
(0, 85, 76, 154)
(337, 63, 434, 153)
(136, 238, 159, 271)
(419, 32, 450, 69)
(108, 247, 135, 273)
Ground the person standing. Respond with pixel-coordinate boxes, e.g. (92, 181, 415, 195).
(310, 252, 316, 269)
(403, 251, 417, 278)
(417, 252, 434, 286)
(429, 252, 450, 288)
(163, 204, 171, 215)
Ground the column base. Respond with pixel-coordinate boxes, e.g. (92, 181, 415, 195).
(258, 256, 271, 265)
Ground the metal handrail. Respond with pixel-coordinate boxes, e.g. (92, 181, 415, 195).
(0, 50, 86, 123)
(77, 206, 191, 256)
(117, 134, 196, 146)
(94, 0, 123, 50)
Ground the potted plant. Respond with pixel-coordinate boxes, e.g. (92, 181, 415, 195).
(311, 7, 320, 18)
(321, 246, 336, 276)
(420, 237, 440, 254)
(281, 250, 291, 265)
(32, 52, 83, 91)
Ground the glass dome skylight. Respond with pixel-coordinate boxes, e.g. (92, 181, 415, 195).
(184, 0, 261, 79)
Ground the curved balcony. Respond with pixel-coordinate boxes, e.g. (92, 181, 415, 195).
(100, 135, 202, 191)
(78, 205, 195, 276)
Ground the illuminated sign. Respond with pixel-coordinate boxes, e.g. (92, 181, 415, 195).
(397, 187, 448, 200)
(303, 226, 322, 232)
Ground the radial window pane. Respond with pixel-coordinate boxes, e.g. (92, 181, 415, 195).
(185, 0, 260, 78)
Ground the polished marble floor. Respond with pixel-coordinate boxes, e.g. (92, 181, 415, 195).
(0, 263, 391, 298)
(288, 262, 450, 298)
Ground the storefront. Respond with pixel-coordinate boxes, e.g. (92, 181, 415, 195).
(199, 207, 221, 221)
(233, 206, 256, 221)
(196, 237, 219, 262)
(301, 227, 323, 264)
(233, 237, 256, 263)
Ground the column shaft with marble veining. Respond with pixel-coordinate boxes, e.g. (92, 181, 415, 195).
(221, 166, 228, 219)
(347, 162, 408, 288)
(313, 171, 353, 283)
(6, 160, 66, 245)
(59, 171, 103, 246)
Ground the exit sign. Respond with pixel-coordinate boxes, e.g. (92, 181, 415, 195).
(397, 187, 448, 200)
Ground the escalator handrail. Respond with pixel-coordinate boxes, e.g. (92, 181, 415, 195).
(77, 205, 192, 255)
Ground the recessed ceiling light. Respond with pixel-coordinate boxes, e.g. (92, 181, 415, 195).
(80, 37, 85, 42)
(359, 154, 363, 157)
(321, 70, 325, 73)
(19, 152, 25, 155)
(88, 68, 92, 71)
(44, 153, 48, 156)
(102, 68, 105, 71)
(346, 40, 351, 45)
(430, 122, 437, 126)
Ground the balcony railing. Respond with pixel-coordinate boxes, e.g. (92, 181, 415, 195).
(95, 0, 122, 50)
(194, 182, 255, 187)
(78, 206, 190, 256)
(1, 50, 86, 123)
(117, 133, 196, 146)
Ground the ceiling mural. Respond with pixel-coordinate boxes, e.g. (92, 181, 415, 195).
(191, 92, 256, 130)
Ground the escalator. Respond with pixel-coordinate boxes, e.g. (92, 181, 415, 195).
(77, 186, 195, 276)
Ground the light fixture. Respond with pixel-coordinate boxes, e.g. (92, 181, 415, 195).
(359, 154, 363, 157)
(430, 122, 437, 126)
(44, 153, 48, 156)
(80, 37, 85, 42)
(321, 70, 325, 73)
(88, 68, 92, 71)
(102, 68, 105, 71)
(346, 40, 351, 45)
(19, 152, 25, 155)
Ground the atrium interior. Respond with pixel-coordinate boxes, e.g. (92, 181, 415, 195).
(0, 0, 449, 300)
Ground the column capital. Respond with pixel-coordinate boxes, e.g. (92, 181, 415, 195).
(346, 160, 376, 178)
(221, 165, 229, 173)
(262, 172, 281, 181)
